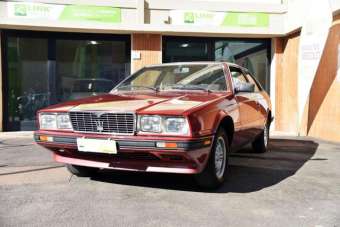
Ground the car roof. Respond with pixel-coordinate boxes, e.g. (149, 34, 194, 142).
(145, 62, 248, 72)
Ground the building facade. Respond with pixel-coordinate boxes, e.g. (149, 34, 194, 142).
(0, 0, 340, 141)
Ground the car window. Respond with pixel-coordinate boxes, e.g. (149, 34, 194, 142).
(131, 70, 162, 87)
(115, 64, 228, 92)
(245, 73, 261, 92)
(178, 65, 227, 91)
(229, 66, 248, 86)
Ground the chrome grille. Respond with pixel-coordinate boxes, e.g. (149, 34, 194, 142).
(69, 112, 135, 135)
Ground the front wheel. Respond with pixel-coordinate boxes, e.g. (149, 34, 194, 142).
(252, 120, 270, 153)
(66, 164, 99, 177)
(195, 129, 230, 189)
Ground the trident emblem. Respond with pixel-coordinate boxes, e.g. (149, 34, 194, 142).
(95, 120, 104, 132)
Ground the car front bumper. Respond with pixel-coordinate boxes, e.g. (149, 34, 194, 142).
(34, 131, 213, 174)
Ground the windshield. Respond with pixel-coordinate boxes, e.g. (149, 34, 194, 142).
(113, 64, 227, 92)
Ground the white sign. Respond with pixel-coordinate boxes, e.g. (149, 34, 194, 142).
(297, 0, 332, 125)
(132, 51, 141, 60)
(170, 10, 269, 27)
(171, 10, 224, 26)
(7, 2, 64, 20)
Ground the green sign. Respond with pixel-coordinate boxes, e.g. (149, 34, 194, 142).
(14, 4, 27, 16)
(222, 12, 269, 27)
(184, 12, 195, 24)
(59, 5, 121, 23)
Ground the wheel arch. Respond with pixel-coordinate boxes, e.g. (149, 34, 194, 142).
(217, 115, 234, 147)
(267, 109, 273, 126)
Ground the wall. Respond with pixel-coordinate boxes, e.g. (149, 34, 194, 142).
(131, 34, 162, 73)
(300, 15, 340, 141)
(274, 33, 299, 134)
(274, 15, 340, 142)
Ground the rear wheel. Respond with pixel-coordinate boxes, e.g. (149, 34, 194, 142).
(252, 119, 270, 153)
(66, 164, 99, 177)
(195, 128, 230, 189)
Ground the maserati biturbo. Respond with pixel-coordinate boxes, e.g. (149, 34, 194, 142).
(34, 62, 272, 189)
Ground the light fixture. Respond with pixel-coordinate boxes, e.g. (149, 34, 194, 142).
(89, 41, 98, 45)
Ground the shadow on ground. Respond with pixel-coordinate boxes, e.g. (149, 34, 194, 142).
(91, 138, 319, 193)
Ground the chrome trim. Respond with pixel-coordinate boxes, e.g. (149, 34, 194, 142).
(68, 110, 136, 135)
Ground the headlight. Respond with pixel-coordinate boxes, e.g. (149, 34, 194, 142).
(139, 115, 162, 133)
(164, 117, 189, 135)
(56, 114, 72, 130)
(39, 113, 72, 130)
(138, 115, 189, 135)
(39, 113, 57, 130)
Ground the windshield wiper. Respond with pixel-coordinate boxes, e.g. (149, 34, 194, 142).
(117, 85, 159, 92)
(170, 84, 211, 92)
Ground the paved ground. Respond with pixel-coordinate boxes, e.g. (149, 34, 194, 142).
(0, 132, 340, 227)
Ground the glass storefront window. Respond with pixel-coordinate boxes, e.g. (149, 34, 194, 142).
(4, 32, 130, 131)
(56, 39, 130, 101)
(164, 40, 210, 62)
(6, 37, 49, 131)
(163, 36, 270, 92)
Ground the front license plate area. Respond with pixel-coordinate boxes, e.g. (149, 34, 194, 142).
(76, 138, 117, 154)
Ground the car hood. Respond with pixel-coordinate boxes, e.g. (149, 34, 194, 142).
(43, 91, 230, 115)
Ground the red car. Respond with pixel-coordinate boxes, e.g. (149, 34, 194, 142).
(34, 62, 272, 189)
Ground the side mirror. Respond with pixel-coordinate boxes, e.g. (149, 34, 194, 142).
(234, 82, 255, 93)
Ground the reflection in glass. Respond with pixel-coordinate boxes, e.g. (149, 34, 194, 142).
(163, 37, 270, 92)
(56, 40, 130, 101)
(6, 37, 49, 131)
(164, 40, 210, 62)
(5, 35, 130, 131)
(215, 40, 269, 90)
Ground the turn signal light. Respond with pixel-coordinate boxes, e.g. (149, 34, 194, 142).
(203, 139, 211, 145)
(156, 142, 178, 148)
(39, 135, 53, 142)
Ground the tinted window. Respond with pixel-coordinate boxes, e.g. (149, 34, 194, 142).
(245, 74, 261, 92)
(229, 66, 247, 83)
(229, 66, 256, 93)
(4, 32, 130, 131)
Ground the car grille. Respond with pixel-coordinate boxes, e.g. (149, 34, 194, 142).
(69, 112, 135, 135)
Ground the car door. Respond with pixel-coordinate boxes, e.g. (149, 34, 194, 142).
(244, 72, 269, 132)
(229, 66, 259, 147)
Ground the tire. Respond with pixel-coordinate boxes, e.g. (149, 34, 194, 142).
(252, 119, 270, 153)
(195, 128, 230, 189)
(66, 164, 99, 177)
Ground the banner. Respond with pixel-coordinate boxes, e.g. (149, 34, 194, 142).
(171, 10, 269, 27)
(7, 2, 121, 23)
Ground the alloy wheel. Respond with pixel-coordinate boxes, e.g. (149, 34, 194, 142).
(214, 136, 227, 179)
